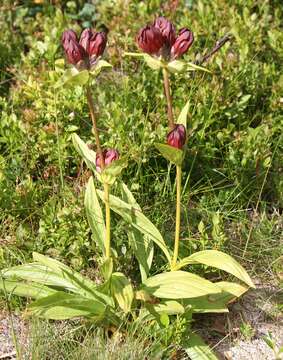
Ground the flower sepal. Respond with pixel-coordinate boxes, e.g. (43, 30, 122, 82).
(155, 143, 184, 166)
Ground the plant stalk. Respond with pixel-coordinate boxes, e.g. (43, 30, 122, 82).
(172, 165, 182, 269)
(162, 67, 174, 130)
(104, 183, 111, 259)
(86, 85, 112, 259)
(86, 85, 105, 169)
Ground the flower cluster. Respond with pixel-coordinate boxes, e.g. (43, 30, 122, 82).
(167, 124, 186, 149)
(96, 149, 120, 173)
(62, 29, 107, 68)
(137, 17, 194, 60)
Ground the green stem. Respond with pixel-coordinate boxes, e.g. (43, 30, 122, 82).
(172, 165, 181, 269)
(162, 67, 174, 130)
(86, 85, 112, 259)
(86, 85, 105, 169)
(104, 183, 111, 259)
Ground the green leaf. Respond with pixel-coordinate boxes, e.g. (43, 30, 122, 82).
(167, 60, 211, 74)
(143, 271, 221, 299)
(183, 333, 218, 360)
(153, 300, 185, 315)
(111, 272, 134, 313)
(57, 68, 89, 88)
(143, 54, 164, 70)
(167, 60, 186, 73)
(120, 182, 141, 210)
(101, 258, 113, 281)
(85, 177, 105, 253)
(217, 281, 248, 298)
(184, 282, 248, 313)
(90, 59, 112, 77)
(174, 250, 255, 288)
(72, 134, 97, 173)
(123, 52, 145, 58)
(177, 100, 190, 128)
(2, 263, 77, 291)
(28, 292, 106, 320)
(185, 62, 212, 73)
(0, 279, 56, 299)
(101, 157, 128, 185)
(154, 143, 184, 165)
(128, 229, 154, 282)
(120, 183, 154, 281)
(32, 253, 113, 306)
(160, 312, 170, 327)
(97, 191, 171, 264)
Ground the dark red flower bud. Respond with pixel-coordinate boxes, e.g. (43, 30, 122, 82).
(171, 28, 194, 59)
(153, 17, 176, 47)
(79, 29, 107, 59)
(96, 149, 120, 173)
(137, 25, 165, 55)
(61, 30, 86, 65)
(62, 29, 78, 45)
(167, 124, 186, 149)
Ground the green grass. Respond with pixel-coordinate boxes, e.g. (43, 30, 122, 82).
(0, 0, 282, 356)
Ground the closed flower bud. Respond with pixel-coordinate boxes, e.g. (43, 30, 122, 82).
(89, 32, 107, 59)
(167, 124, 186, 149)
(137, 25, 165, 55)
(80, 29, 107, 59)
(62, 29, 78, 45)
(61, 30, 86, 65)
(171, 28, 194, 59)
(154, 17, 176, 47)
(96, 149, 120, 173)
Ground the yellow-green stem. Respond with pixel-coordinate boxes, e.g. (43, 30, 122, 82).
(162, 67, 174, 130)
(86, 85, 105, 169)
(104, 183, 111, 259)
(172, 165, 181, 269)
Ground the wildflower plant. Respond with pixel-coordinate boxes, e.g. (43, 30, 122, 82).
(0, 17, 255, 358)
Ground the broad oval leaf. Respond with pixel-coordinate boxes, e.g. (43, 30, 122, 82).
(155, 143, 184, 166)
(143, 271, 221, 299)
(174, 250, 255, 288)
(183, 333, 218, 360)
(2, 263, 77, 291)
(85, 177, 105, 253)
(111, 272, 134, 313)
(183, 281, 248, 314)
(27, 292, 106, 320)
(97, 190, 171, 264)
(153, 300, 185, 315)
(32, 253, 113, 306)
(0, 279, 56, 299)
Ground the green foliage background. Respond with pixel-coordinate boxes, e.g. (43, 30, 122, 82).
(0, 0, 282, 281)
